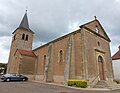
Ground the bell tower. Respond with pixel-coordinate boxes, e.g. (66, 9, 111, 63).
(7, 11, 34, 73)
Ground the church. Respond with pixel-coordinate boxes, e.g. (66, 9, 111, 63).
(7, 12, 114, 87)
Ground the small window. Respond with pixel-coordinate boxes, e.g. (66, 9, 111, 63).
(22, 34, 25, 40)
(59, 50, 63, 64)
(13, 34, 16, 40)
(95, 26, 99, 33)
(98, 41, 100, 46)
(25, 35, 28, 41)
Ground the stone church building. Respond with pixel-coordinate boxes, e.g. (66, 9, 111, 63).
(7, 12, 114, 87)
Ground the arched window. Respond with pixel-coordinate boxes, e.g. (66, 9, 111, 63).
(98, 41, 100, 46)
(13, 34, 16, 40)
(44, 55, 46, 64)
(95, 26, 99, 33)
(44, 55, 46, 71)
(25, 35, 28, 41)
(22, 34, 25, 40)
(59, 50, 63, 64)
(98, 56, 102, 62)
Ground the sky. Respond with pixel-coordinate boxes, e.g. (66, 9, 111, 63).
(0, 0, 120, 63)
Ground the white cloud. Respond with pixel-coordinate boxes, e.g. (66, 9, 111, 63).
(0, 0, 120, 63)
(0, 36, 11, 63)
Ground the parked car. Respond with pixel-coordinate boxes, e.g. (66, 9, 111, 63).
(0, 73, 28, 82)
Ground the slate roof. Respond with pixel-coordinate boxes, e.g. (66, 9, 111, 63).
(12, 11, 34, 34)
(112, 46, 120, 60)
(17, 49, 36, 57)
(19, 11, 29, 30)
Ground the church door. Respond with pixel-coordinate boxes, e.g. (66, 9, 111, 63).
(98, 56, 105, 80)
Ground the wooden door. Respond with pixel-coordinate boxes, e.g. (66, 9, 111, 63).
(98, 56, 105, 80)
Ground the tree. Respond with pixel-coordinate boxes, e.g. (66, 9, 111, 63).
(0, 63, 7, 74)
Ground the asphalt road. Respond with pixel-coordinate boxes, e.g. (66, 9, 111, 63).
(0, 80, 120, 93)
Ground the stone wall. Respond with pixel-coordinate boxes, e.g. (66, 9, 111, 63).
(20, 55, 36, 75)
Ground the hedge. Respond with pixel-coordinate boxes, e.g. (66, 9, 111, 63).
(68, 80, 88, 88)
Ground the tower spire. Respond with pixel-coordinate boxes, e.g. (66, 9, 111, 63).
(19, 10, 29, 30)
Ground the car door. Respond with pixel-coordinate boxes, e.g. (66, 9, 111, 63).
(16, 74, 23, 80)
(11, 74, 18, 80)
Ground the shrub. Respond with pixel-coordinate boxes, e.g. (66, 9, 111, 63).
(68, 80, 88, 88)
(68, 80, 75, 86)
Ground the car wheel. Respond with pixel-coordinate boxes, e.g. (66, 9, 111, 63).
(22, 78, 25, 81)
(6, 78, 10, 82)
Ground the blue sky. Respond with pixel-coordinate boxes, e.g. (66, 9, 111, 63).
(0, 0, 120, 63)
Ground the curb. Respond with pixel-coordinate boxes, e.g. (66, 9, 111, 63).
(29, 80, 111, 91)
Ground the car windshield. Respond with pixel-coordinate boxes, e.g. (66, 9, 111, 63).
(4, 74, 11, 77)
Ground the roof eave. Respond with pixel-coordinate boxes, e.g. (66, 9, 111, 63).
(12, 27, 34, 34)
